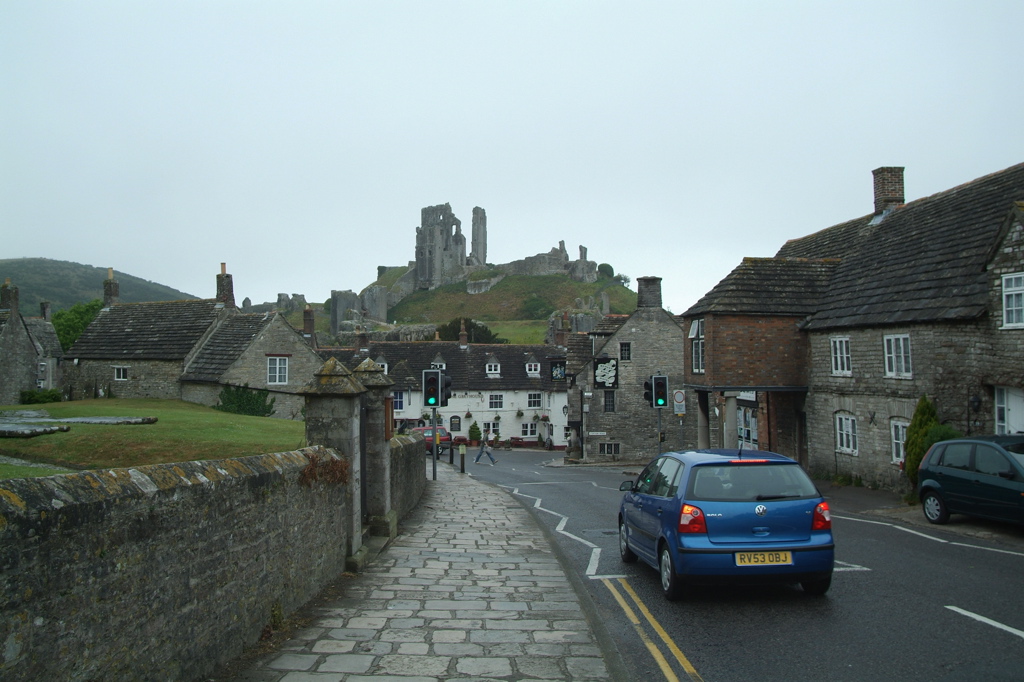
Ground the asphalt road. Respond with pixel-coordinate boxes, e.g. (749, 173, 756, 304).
(463, 449, 1024, 682)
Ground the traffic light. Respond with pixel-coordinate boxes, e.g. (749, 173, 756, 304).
(652, 375, 669, 409)
(440, 371, 453, 407)
(643, 377, 654, 407)
(422, 369, 441, 407)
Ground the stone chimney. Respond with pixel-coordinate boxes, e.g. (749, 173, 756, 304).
(103, 268, 119, 308)
(636, 276, 663, 309)
(303, 304, 315, 336)
(872, 166, 905, 214)
(1, 278, 18, 315)
(216, 262, 235, 308)
(459, 319, 468, 349)
(40, 301, 52, 321)
(554, 311, 569, 347)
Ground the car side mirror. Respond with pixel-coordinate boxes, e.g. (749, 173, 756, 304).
(619, 481, 634, 492)
(998, 470, 1016, 480)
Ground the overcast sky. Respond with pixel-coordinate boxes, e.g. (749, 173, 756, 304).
(3, 1, 1022, 314)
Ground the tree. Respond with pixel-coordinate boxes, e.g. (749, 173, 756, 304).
(52, 299, 103, 351)
(598, 263, 615, 279)
(903, 396, 961, 487)
(437, 318, 507, 344)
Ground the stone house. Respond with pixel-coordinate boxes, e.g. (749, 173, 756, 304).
(320, 333, 570, 447)
(564, 276, 687, 462)
(0, 279, 64, 404)
(64, 266, 321, 418)
(684, 162, 1024, 490)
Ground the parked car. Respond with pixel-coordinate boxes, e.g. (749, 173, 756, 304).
(410, 426, 451, 455)
(618, 449, 834, 600)
(916, 435, 1024, 526)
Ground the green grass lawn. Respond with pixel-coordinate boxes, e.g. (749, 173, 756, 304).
(0, 399, 306, 479)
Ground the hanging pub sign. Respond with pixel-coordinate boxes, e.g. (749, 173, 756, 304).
(594, 358, 618, 389)
(550, 360, 567, 382)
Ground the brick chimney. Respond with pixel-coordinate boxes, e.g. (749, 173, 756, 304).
(303, 304, 315, 335)
(40, 301, 52, 321)
(216, 263, 235, 308)
(1, 278, 18, 315)
(459, 319, 468, 349)
(103, 268, 119, 308)
(872, 166, 905, 214)
(636, 276, 663, 309)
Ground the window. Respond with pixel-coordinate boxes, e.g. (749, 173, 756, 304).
(974, 445, 1009, 476)
(884, 334, 912, 378)
(619, 342, 631, 361)
(521, 422, 537, 437)
(891, 420, 909, 464)
(488, 394, 503, 409)
(689, 319, 705, 374)
(486, 362, 500, 375)
(1003, 273, 1024, 327)
(267, 356, 288, 384)
(528, 392, 542, 408)
(604, 390, 616, 412)
(737, 406, 758, 449)
(830, 337, 851, 376)
(836, 413, 858, 454)
(599, 443, 621, 456)
(483, 421, 499, 436)
(114, 366, 129, 381)
(393, 391, 405, 411)
(526, 362, 540, 376)
(563, 426, 572, 442)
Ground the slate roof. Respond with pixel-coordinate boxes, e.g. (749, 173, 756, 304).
(68, 299, 223, 360)
(24, 318, 63, 359)
(796, 162, 1024, 331)
(683, 257, 839, 317)
(319, 342, 568, 394)
(181, 313, 275, 382)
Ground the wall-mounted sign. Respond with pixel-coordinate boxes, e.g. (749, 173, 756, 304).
(550, 360, 567, 382)
(594, 358, 618, 389)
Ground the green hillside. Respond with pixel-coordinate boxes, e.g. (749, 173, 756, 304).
(0, 258, 196, 312)
(387, 274, 637, 325)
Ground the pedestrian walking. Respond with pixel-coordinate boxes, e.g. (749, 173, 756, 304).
(474, 428, 497, 465)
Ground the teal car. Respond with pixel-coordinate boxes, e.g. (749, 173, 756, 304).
(917, 436, 1024, 526)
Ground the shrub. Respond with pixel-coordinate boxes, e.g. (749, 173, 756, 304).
(903, 396, 962, 487)
(468, 421, 481, 442)
(20, 389, 62, 404)
(214, 384, 276, 417)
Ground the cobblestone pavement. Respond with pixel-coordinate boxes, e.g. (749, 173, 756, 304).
(216, 461, 615, 681)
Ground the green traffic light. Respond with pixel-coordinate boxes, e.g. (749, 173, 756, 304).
(427, 397, 437, 405)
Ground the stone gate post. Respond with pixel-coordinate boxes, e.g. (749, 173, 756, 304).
(352, 358, 397, 540)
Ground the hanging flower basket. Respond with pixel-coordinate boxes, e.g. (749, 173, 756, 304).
(465, 411, 473, 418)
(540, 415, 550, 422)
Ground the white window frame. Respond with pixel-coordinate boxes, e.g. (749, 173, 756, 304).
(267, 356, 289, 385)
(1002, 273, 1024, 328)
(891, 419, 909, 464)
(689, 318, 705, 374)
(830, 337, 852, 376)
(883, 334, 912, 378)
(525, 362, 540, 376)
(486, 362, 500, 375)
(836, 413, 858, 454)
(527, 392, 542, 408)
(521, 422, 537, 437)
(114, 366, 129, 381)
(393, 390, 405, 412)
(488, 394, 503, 409)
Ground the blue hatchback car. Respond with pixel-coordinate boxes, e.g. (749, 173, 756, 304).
(618, 449, 834, 600)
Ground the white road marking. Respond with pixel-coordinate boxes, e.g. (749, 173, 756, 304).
(503, 485, 602, 575)
(833, 514, 1024, 558)
(946, 606, 1024, 640)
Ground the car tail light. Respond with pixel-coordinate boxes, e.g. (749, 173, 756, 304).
(812, 501, 832, 530)
(678, 504, 707, 534)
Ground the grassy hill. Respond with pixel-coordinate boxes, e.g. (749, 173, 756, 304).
(0, 258, 196, 312)
(387, 274, 637, 333)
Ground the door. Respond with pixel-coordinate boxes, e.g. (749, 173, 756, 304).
(996, 387, 1024, 435)
(970, 445, 1024, 522)
(934, 442, 975, 513)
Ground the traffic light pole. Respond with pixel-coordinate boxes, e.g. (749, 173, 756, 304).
(657, 409, 663, 455)
(431, 406, 438, 480)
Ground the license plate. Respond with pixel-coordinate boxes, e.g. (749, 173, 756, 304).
(734, 551, 793, 566)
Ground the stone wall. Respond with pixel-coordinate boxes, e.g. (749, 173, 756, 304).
(0, 314, 37, 405)
(63, 359, 184, 401)
(389, 434, 427, 521)
(0, 447, 351, 682)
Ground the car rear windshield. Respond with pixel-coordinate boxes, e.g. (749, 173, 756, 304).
(687, 463, 819, 502)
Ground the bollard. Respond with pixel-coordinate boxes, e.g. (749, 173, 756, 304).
(459, 444, 466, 473)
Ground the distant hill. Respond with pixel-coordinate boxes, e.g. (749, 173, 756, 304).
(0, 258, 197, 313)
(387, 274, 637, 325)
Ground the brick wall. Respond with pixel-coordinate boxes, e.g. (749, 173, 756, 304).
(0, 448, 351, 682)
(705, 314, 808, 387)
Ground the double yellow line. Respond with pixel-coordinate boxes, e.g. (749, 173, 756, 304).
(601, 578, 704, 682)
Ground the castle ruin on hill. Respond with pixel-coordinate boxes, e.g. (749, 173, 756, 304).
(330, 203, 598, 333)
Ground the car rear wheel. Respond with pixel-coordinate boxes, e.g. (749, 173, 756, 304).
(801, 573, 832, 596)
(922, 490, 949, 524)
(619, 520, 637, 563)
(659, 545, 684, 601)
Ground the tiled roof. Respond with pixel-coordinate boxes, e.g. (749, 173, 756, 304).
(319, 341, 568, 394)
(24, 318, 63, 358)
(800, 162, 1024, 330)
(181, 313, 275, 382)
(68, 299, 222, 360)
(683, 257, 839, 317)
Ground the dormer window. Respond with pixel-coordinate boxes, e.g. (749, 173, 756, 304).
(374, 356, 389, 374)
(526, 362, 540, 376)
(430, 353, 446, 371)
(486, 361, 500, 375)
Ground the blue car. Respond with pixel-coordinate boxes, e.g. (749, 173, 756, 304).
(618, 449, 834, 600)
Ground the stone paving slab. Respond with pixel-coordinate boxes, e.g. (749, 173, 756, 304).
(216, 462, 612, 681)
